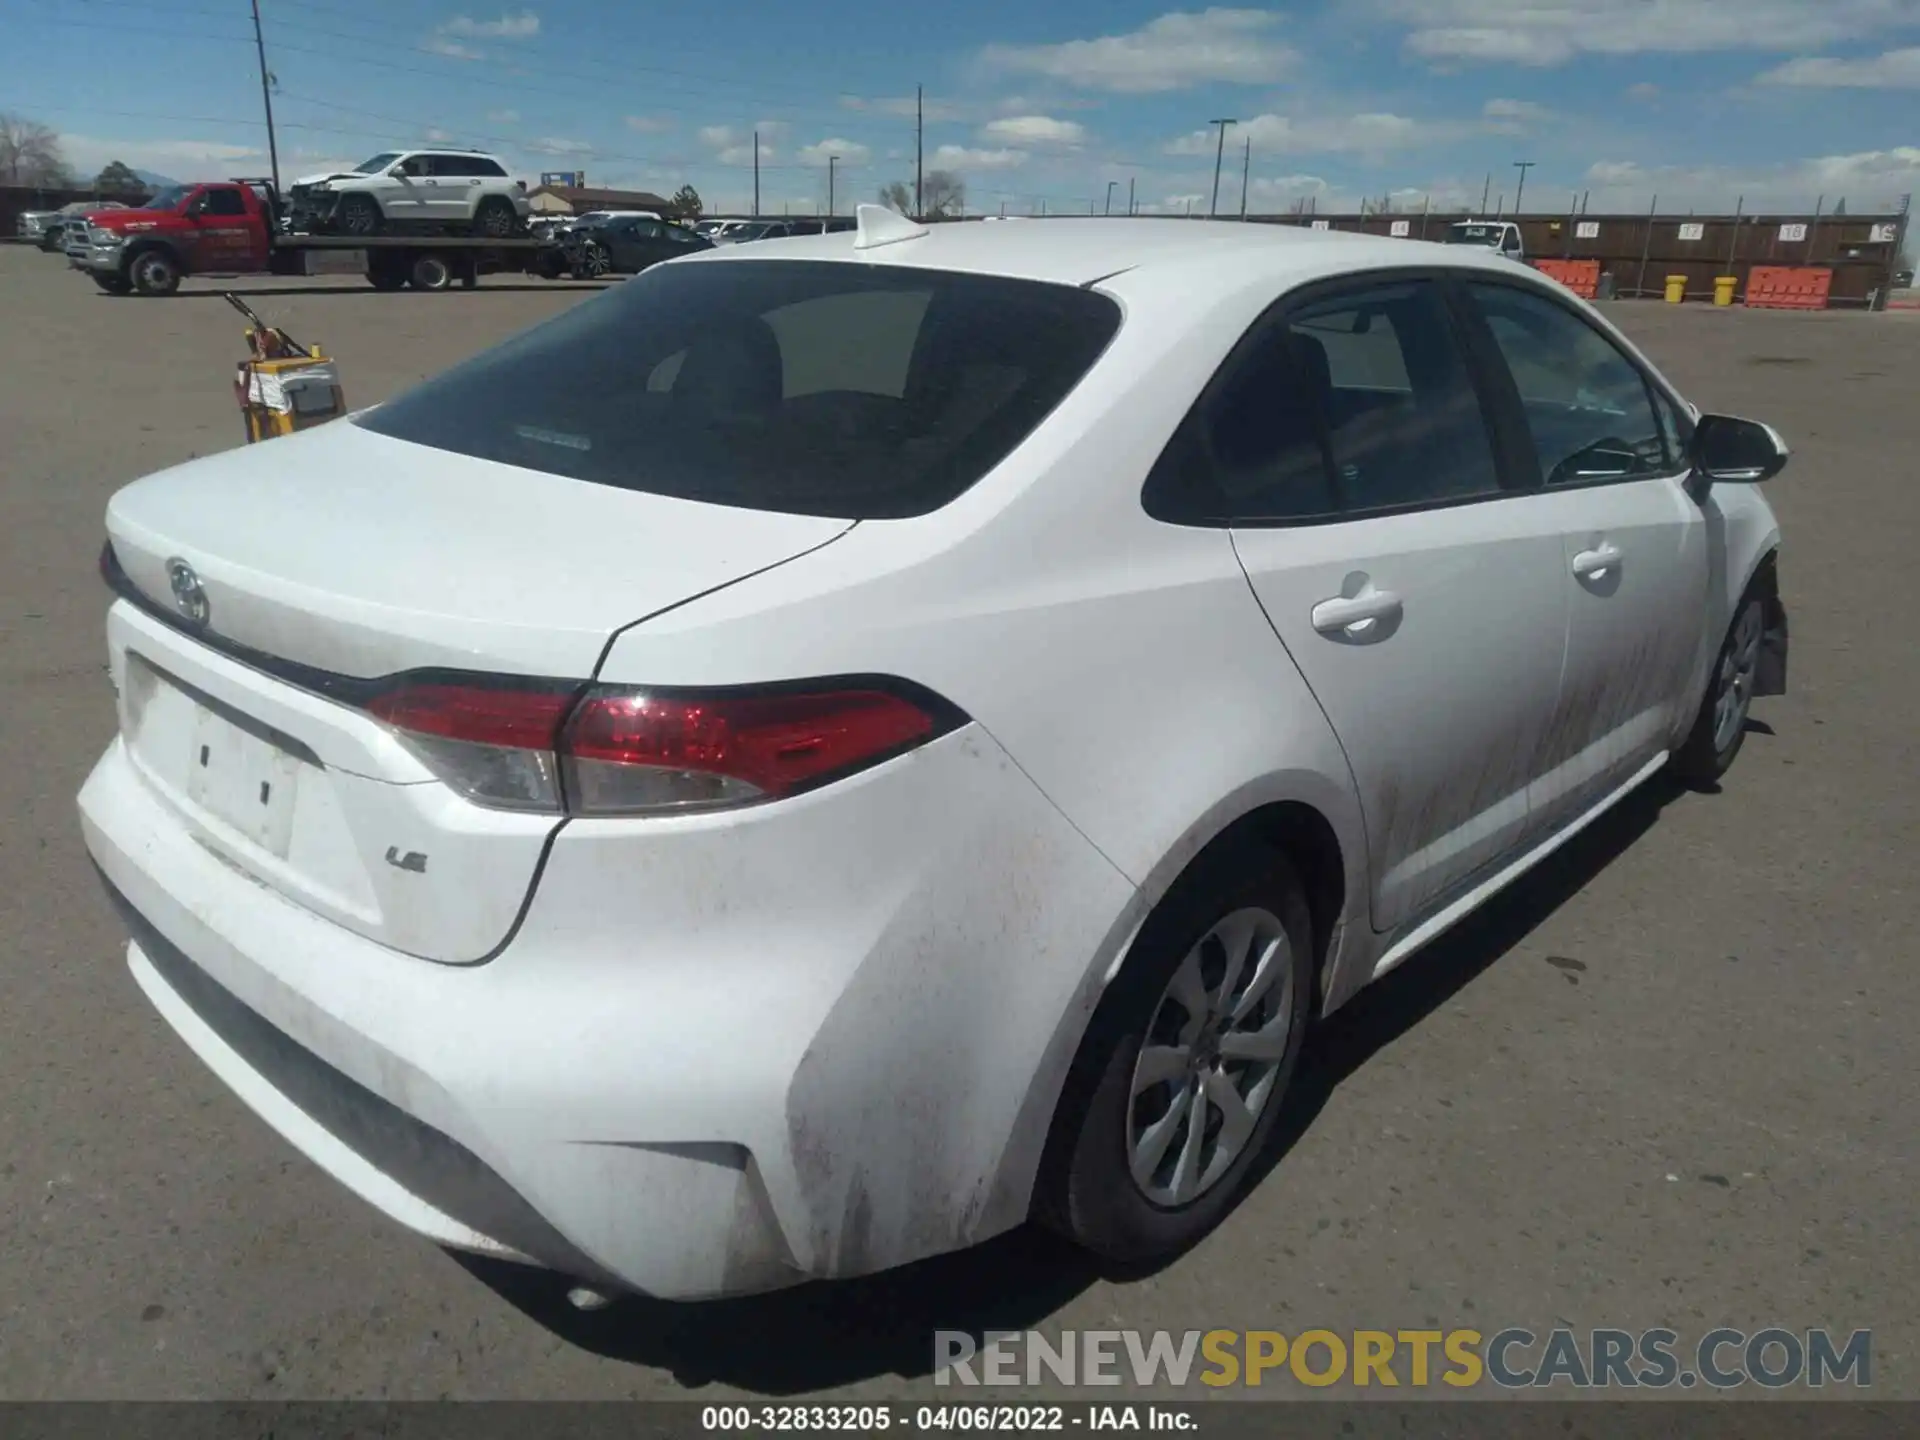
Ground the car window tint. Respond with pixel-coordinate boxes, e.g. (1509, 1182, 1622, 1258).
(1654, 387, 1695, 470)
(1290, 281, 1502, 512)
(475, 158, 507, 177)
(1468, 282, 1670, 485)
(201, 187, 247, 216)
(767, 289, 931, 400)
(354, 260, 1120, 520)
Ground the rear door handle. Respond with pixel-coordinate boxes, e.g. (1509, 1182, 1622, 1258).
(1311, 590, 1402, 637)
(1572, 543, 1623, 579)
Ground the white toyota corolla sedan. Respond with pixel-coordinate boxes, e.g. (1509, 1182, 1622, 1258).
(79, 206, 1789, 1302)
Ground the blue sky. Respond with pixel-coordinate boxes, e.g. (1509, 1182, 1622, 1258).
(5, 1, 1919, 215)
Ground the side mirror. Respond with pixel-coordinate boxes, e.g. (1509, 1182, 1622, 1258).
(389, 165, 408, 178)
(1692, 413, 1789, 484)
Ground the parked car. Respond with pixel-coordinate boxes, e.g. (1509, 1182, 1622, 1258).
(80, 210, 1788, 1304)
(24, 200, 129, 251)
(285, 148, 530, 237)
(561, 213, 711, 277)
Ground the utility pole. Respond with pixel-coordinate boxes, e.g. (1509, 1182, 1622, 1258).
(915, 84, 924, 220)
(1239, 135, 1251, 218)
(1480, 172, 1491, 214)
(1128, 176, 1136, 215)
(249, 0, 282, 192)
(1207, 118, 1236, 217)
(752, 129, 760, 217)
(1512, 160, 1535, 214)
(827, 154, 838, 217)
(1104, 179, 1116, 215)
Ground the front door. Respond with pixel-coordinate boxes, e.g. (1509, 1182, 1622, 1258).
(189, 186, 256, 272)
(1212, 277, 1571, 932)
(1458, 279, 1709, 830)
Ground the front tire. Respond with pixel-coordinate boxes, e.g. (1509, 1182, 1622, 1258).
(1671, 587, 1767, 788)
(1038, 846, 1314, 1264)
(92, 272, 133, 295)
(472, 197, 517, 237)
(128, 249, 181, 296)
(337, 193, 382, 237)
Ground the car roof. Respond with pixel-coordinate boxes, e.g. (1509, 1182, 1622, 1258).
(675, 215, 1530, 291)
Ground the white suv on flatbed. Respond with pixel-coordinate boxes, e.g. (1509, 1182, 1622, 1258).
(286, 149, 530, 238)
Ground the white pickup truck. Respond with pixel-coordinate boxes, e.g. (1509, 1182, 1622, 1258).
(1443, 219, 1527, 262)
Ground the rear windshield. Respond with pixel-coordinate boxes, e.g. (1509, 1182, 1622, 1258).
(354, 259, 1122, 519)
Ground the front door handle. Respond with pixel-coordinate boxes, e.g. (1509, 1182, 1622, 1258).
(1311, 590, 1403, 638)
(1572, 543, 1623, 580)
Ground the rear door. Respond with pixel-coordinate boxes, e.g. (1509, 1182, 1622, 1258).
(1178, 275, 1572, 932)
(1457, 278, 1709, 831)
(425, 154, 479, 222)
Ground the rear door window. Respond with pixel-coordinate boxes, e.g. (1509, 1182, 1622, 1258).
(354, 260, 1121, 519)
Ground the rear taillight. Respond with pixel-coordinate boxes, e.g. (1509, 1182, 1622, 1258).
(361, 677, 964, 816)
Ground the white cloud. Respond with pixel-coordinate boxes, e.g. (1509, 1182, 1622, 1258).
(1376, 0, 1920, 66)
(527, 136, 592, 156)
(424, 36, 483, 60)
(1626, 81, 1661, 101)
(716, 143, 773, 165)
(424, 127, 455, 143)
(625, 115, 672, 132)
(441, 10, 540, 40)
(980, 114, 1088, 147)
(1757, 47, 1920, 87)
(796, 138, 872, 166)
(699, 125, 740, 148)
(931, 144, 1030, 170)
(1581, 147, 1920, 210)
(1482, 97, 1547, 119)
(981, 8, 1298, 93)
(755, 120, 791, 137)
(488, 108, 520, 123)
(1163, 111, 1459, 158)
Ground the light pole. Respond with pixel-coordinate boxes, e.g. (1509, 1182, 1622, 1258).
(827, 154, 838, 217)
(1512, 160, 1535, 215)
(1208, 118, 1236, 217)
(249, 0, 282, 193)
(1105, 179, 1117, 215)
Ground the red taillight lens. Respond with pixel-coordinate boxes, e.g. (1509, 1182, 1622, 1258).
(364, 681, 580, 812)
(562, 688, 946, 814)
(361, 677, 961, 816)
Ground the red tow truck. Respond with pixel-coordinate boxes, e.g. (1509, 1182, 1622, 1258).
(68, 178, 562, 296)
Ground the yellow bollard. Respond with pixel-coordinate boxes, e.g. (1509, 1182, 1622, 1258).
(1714, 275, 1737, 307)
(1665, 275, 1687, 304)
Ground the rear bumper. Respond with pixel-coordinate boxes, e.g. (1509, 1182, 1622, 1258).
(79, 724, 1138, 1299)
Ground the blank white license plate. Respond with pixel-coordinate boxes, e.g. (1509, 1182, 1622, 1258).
(183, 703, 302, 859)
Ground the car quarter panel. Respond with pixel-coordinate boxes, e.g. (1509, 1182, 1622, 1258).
(585, 266, 1379, 1251)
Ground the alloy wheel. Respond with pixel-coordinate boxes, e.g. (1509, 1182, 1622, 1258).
(1711, 602, 1763, 755)
(1127, 906, 1295, 1208)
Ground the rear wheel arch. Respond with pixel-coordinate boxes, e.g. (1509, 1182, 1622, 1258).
(1028, 797, 1347, 1211)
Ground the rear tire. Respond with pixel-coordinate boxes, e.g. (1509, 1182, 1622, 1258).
(472, 197, 517, 238)
(128, 249, 181, 296)
(407, 252, 453, 291)
(1670, 584, 1768, 788)
(1037, 846, 1314, 1264)
(337, 193, 382, 237)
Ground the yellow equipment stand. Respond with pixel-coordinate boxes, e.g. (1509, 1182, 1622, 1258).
(226, 292, 347, 443)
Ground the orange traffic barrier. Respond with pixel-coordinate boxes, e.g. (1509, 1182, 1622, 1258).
(1744, 266, 1832, 311)
(1529, 258, 1602, 299)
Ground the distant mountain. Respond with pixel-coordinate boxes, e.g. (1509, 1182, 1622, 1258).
(130, 169, 181, 188)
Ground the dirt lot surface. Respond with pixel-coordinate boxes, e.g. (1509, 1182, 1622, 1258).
(1, 245, 1914, 1400)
